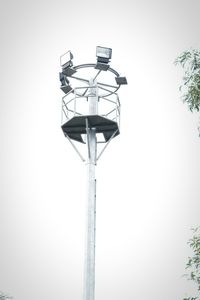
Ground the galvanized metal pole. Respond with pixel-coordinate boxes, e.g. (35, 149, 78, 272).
(84, 80, 98, 300)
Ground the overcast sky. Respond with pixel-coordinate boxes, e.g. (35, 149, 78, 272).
(0, 0, 200, 300)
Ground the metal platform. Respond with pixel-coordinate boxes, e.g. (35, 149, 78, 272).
(61, 115, 119, 143)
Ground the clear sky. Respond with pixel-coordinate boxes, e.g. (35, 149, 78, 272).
(0, 0, 200, 300)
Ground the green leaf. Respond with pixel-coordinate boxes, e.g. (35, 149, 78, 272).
(175, 49, 200, 115)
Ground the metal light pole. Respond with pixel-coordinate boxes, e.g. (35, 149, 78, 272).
(59, 46, 127, 300)
(84, 79, 98, 300)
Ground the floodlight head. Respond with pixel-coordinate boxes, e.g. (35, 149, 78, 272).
(60, 84, 73, 94)
(96, 46, 112, 64)
(59, 72, 65, 85)
(59, 72, 72, 94)
(60, 50, 73, 69)
(59, 72, 70, 85)
(115, 76, 128, 85)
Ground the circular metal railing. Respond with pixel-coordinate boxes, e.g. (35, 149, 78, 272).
(61, 84, 120, 130)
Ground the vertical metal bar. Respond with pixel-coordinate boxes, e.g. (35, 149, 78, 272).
(74, 90, 77, 116)
(85, 118, 91, 159)
(116, 97, 117, 123)
(61, 100, 63, 125)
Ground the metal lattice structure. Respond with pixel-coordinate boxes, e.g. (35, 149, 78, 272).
(59, 46, 127, 300)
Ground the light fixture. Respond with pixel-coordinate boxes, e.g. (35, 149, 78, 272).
(95, 46, 112, 71)
(60, 50, 76, 76)
(60, 85, 73, 94)
(115, 76, 128, 85)
(60, 50, 73, 68)
(59, 72, 66, 85)
(59, 72, 73, 94)
(96, 46, 112, 64)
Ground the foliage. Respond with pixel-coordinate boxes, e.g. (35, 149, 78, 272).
(183, 227, 200, 300)
(0, 292, 12, 300)
(175, 49, 200, 112)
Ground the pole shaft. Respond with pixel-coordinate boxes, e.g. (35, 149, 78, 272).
(84, 130, 96, 300)
(84, 80, 98, 300)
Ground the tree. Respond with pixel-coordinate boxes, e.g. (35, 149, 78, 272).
(0, 292, 12, 300)
(183, 227, 200, 300)
(175, 49, 200, 112)
(175, 49, 200, 135)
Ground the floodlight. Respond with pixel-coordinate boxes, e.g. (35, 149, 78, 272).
(59, 72, 72, 94)
(59, 72, 66, 85)
(96, 46, 112, 64)
(60, 50, 73, 68)
(59, 72, 70, 84)
(60, 84, 73, 94)
(115, 76, 128, 85)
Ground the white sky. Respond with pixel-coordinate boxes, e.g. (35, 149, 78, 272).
(0, 0, 200, 300)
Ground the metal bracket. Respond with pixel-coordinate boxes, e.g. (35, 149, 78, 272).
(64, 133, 85, 162)
(96, 130, 118, 161)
